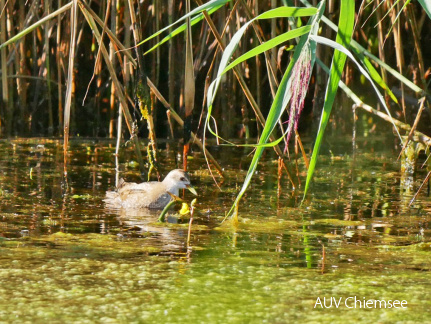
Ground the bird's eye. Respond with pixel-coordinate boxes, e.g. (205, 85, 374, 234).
(180, 177, 187, 181)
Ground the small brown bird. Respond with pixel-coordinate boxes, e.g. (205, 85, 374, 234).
(104, 169, 197, 209)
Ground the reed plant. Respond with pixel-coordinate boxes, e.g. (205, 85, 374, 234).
(0, 0, 430, 214)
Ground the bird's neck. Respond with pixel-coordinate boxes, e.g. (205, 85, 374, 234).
(165, 183, 180, 196)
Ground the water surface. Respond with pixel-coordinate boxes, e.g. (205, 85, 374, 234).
(1, 138, 430, 323)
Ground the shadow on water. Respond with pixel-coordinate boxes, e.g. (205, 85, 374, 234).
(1, 137, 431, 323)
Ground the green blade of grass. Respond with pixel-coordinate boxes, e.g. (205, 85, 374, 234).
(418, 0, 431, 20)
(144, 4, 224, 55)
(215, 2, 325, 219)
(138, 0, 232, 46)
(207, 6, 318, 104)
(302, 33, 406, 199)
(310, 34, 402, 139)
(350, 47, 398, 103)
(206, 6, 318, 143)
(224, 25, 311, 73)
(302, 0, 355, 202)
(0, 2, 73, 49)
(299, 0, 425, 96)
(382, 0, 411, 44)
(226, 38, 309, 218)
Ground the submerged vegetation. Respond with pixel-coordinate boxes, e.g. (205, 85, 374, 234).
(0, 139, 431, 322)
(0, 1, 430, 213)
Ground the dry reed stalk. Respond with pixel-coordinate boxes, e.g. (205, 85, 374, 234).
(154, 0, 160, 87)
(31, 25, 39, 129)
(79, 0, 223, 175)
(375, 0, 389, 103)
(254, 1, 261, 110)
(63, 0, 78, 177)
(109, 0, 117, 138)
(44, 0, 54, 135)
(168, 0, 175, 113)
(82, 0, 110, 135)
(398, 98, 427, 159)
(240, 0, 278, 96)
(406, 3, 427, 88)
(17, 0, 28, 133)
(167, 110, 174, 139)
(148, 78, 224, 175)
(79, 2, 146, 176)
(295, 130, 309, 169)
(390, 0, 406, 119)
(0, 1, 8, 130)
(277, 156, 282, 198)
(115, 0, 131, 187)
(184, 0, 195, 171)
(187, 199, 196, 247)
(196, 0, 239, 139)
(127, 0, 159, 179)
(57, 0, 64, 132)
(409, 171, 431, 207)
(270, 0, 277, 75)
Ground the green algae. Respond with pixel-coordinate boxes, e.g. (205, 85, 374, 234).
(1, 138, 431, 323)
(1, 237, 430, 323)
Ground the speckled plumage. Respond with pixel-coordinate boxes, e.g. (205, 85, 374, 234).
(104, 169, 193, 209)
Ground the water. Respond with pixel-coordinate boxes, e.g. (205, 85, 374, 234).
(1, 137, 431, 323)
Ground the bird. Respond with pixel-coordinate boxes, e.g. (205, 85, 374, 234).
(104, 169, 197, 209)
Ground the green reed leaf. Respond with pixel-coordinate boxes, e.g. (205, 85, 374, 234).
(139, 0, 231, 47)
(418, 0, 431, 20)
(144, 4, 224, 55)
(213, 2, 325, 219)
(223, 26, 311, 74)
(303, 0, 355, 202)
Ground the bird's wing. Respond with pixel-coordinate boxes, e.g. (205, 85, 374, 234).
(118, 182, 167, 208)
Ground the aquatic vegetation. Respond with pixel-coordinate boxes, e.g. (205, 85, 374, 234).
(0, 139, 430, 322)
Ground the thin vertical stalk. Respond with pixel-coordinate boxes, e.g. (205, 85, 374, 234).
(17, 0, 28, 134)
(254, 1, 261, 110)
(31, 26, 39, 131)
(220, 4, 229, 137)
(183, 0, 195, 170)
(123, 0, 132, 89)
(109, 0, 116, 138)
(168, 0, 175, 112)
(44, 0, 54, 135)
(115, 104, 123, 187)
(116, 0, 131, 186)
(0, 1, 7, 130)
(95, 48, 102, 136)
(391, 0, 406, 119)
(1, 0, 11, 135)
(270, 0, 277, 74)
(154, 0, 160, 87)
(375, 0, 388, 96)
(57, 0, 64, 133)
(64, 0, 78, 177)
(406, 2, 426, 87)
(83, 0, 109, 135)
(108, 0, 121, 140)
(6, 0, 14, 136)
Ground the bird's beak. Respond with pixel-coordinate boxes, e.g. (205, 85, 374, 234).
(186, 185, 197, 195)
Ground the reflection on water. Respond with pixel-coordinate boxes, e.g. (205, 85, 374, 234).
(1, 137, 431, 322)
